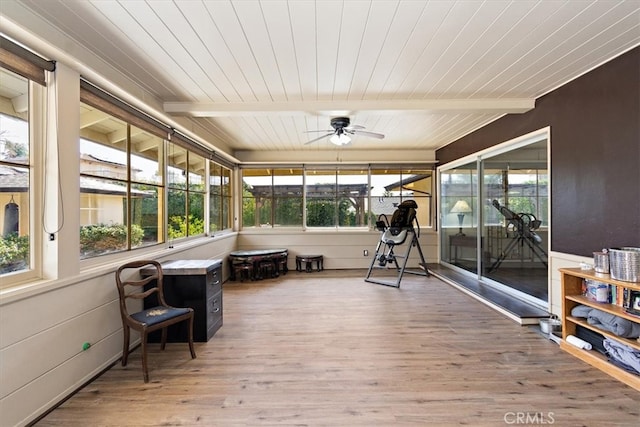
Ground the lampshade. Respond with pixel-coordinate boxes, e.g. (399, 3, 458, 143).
(450, 200, 472, 213)
(330, 133, 351, 146)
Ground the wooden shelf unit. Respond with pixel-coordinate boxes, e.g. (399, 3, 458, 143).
(559, 267, 640, 391)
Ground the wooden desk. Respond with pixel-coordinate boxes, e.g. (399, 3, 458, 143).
(142, 259, 222, 342)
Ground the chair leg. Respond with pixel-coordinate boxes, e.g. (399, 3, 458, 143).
(141, 334, 149, 383)
(160, 327, 168, 351)
(121, 325, 130, 366)
(187, 315, 196, 359)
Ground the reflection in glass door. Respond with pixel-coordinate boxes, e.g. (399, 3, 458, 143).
(439, 134, 549, 305)
(440, 161, 478, 274)
(481, 140, 549, 301)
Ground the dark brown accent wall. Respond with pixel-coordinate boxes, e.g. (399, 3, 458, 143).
(436, 47, 640, 257)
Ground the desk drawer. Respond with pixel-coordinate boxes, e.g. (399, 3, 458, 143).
(206, 290, 223, 339)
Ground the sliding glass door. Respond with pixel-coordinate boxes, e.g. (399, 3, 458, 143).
(440, 161, 478, 273)
(439, 132, 549, 305)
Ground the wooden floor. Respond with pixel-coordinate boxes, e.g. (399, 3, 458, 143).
(35, 270, 639, 426)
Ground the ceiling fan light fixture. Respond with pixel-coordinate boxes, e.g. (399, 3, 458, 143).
(330, 133, 351, 145)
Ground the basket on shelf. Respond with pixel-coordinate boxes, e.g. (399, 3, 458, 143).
(609, 247, 640, 282)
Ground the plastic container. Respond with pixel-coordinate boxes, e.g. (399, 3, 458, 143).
(585, 279, 610, 303)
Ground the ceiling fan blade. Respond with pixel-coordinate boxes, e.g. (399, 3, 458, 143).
(352, 130, 385, 139)
(344, 124, 365, 130)
(304, 129, 333, 133)
(304, 132, 334, 145)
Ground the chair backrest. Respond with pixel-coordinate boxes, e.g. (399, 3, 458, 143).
(115, 260, 166, 318)
(388, 200, 417, 234)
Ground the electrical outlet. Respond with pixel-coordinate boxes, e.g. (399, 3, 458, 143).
(363, 249, 368, 256)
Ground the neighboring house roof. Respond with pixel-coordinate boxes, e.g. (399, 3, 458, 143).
(0, 165, 28, 192)
(80, 177, 150, 196)
(0, 166, 150, 196)
(384, 173, 431, 194)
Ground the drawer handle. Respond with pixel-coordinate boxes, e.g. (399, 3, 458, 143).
(212, 299, 220, 313)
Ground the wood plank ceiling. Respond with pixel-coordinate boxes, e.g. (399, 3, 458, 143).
(3, 0, 640, 157)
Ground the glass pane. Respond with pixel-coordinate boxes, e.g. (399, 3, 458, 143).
(188, 192, 205, 235)
(210, 163, 222, 195)
(0, 69, 30, 274)
(188, 152, 205, 192)
(370, 168, 433, 227)
(242, 169, 272, 228)
(210, 191, 221, 233)
(222, 196, 231, 230)
(0, 113, 29, 164)
(80, 104, 127, 179)
(168, 189, 186, 239)
(273, 168, 302, 227)
(80, 177, 128, 259)
(482, 139, 549, 301)
(222, 167, 231, 196)
(306, 169, 336, 227)
(440, 163, 478, 273)
(130, 127, 163, 185)
(167, 143, 187, 188)
(130, 183, 163, 248)
(209, 161, 222, 232)
(0, 169, 30, 273)
(210, 162, 232, 232)
(221, 167, 232, 230)
(337, 169, 367, 227)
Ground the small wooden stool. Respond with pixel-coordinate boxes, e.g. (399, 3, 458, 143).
(295, 255, 323, 272)
(275, 253, 288, 276)
(233, 263, 254, 281)
(258, 259, 275, 279)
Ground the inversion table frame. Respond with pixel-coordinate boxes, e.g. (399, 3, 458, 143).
(365, 219, 429, 288)
(488, 199, 548, 272)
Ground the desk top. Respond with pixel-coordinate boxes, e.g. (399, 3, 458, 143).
(155, 259, 221, 275)
(229, 248, 287, 257)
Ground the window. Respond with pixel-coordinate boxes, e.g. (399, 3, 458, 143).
(209, 162, 232, 233)
(242, 168, 303, 228)
(240, 166, 433, 230)
(167, 142, 205, 239)
(306, 167, 369, 228)
(370, 167, 433, 228)
(79, 103, 165, 258)
(0, 67, 31, 275)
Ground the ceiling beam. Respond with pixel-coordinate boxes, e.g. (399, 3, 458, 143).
(163, 99, 535, 117)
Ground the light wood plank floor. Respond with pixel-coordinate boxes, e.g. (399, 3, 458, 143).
(36, 270, 639, 426)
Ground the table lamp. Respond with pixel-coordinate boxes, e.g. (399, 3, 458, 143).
(450, 200, 472, 236)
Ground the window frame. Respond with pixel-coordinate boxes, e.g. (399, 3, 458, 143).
(209, 161, 233, 234)
(0, 69, 45, 287)
(240, 164, 435, 231)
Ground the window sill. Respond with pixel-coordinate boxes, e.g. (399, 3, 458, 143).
(0, 233, 237, 305)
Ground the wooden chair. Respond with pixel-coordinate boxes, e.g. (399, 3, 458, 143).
(115, 260, 196, 382)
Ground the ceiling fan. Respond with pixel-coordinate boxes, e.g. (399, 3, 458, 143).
(304, 117, 385, 146)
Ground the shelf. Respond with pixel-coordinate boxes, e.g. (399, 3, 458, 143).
(560, 268, 640, 392)
(559, 267, 640, 290)
(566, 294, 640, 324)
(559, 340, 640, 391)
(566, 316, 640, 351)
